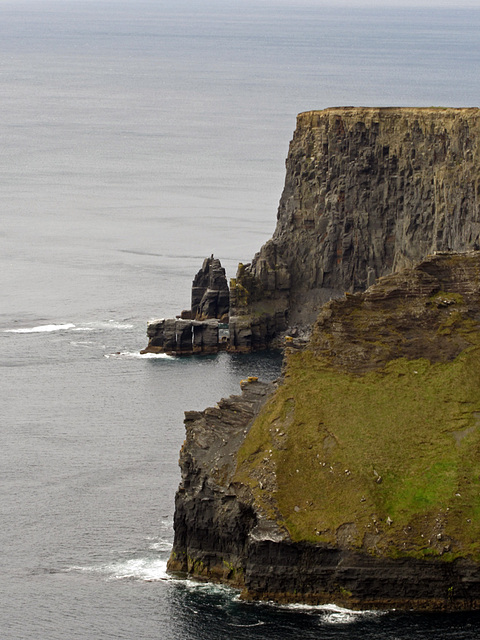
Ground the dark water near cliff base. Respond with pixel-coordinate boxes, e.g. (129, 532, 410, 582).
(2, 1, 480, 638)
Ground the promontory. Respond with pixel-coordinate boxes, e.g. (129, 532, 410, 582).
(166, 107, 480, 610)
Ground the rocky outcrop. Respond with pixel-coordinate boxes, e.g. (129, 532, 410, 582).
(168, 251, 480, 610)
(143, 256, 229, 355)
(142, 317, 222, 355)
(310, 250, 480, 373)
(167, 379, 276, 584)
(190, 255, 229, 322)
(145, 108, 480, 353)
(166, 108, 480, 608)
(227, 310, 288, 353)
(231, 107, 480, 343)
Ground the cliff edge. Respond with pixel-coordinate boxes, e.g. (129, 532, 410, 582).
(229, 107, 480, 348)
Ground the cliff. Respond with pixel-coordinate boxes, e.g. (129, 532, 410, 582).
(168, 251, 480, 610)
(167, 107, 480, 609)
(168, 378, 276, 586)
(229, 107, 480, 348)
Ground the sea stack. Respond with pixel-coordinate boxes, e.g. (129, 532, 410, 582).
(142, 256, 229, 356)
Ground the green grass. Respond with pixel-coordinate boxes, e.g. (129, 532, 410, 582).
(235, 347, 480, 558)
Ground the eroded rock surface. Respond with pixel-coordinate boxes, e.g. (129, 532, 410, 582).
(143, 318, 221, 355)
(167, 379, 277, 584)
(310, 250, 480, 373)
(191, 255, 229, 322)
(167, 109, 480, 608)
(143, 256, 229, 355)
(231, 107, 480, 342)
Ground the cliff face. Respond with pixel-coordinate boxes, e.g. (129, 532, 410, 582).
(168, 251, 480, 610)
(230, 107, 480, 338)
(167, 379, 276, 586)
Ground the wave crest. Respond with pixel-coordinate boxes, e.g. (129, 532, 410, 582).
(70, 558, 170, 582)
(104, 351, 174, 359)
(4, 323, 76, 333)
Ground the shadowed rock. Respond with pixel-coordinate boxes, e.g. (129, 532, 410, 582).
(230, 107, 480, 345)
(191, 255, 229, 321)
(142, 318, 220, 356)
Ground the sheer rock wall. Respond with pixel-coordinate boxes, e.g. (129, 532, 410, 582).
(231, 107, 480, 341)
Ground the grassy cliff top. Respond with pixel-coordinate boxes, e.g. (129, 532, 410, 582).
(298, 106, 480, 118)
(296, 107, 480, 139)
(234, 252, 480, 560)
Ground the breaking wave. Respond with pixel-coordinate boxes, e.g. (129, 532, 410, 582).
(4, 320, 134, 334)
(104, 351, 174, 359)
(70, 557, 170, 582)
(274, 602, 383, 624)
(83, 321, 134, 330)
(4, 323, 76, 333)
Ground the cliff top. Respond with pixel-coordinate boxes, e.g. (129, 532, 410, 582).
(297, 106, 480, 133)
(299, 106, 480, 119)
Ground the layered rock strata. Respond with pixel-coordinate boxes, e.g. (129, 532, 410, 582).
(142, 317, 222, 356)
(189, 255, 229, 322)
(231, 107, 480, 345)
(146, 108, 480, 353)
(143, 256, 229, 355)
(168, 251, 480, 610)
(167, 379, 276, 583)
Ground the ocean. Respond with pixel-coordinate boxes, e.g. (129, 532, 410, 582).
(2, 1, 480, 638)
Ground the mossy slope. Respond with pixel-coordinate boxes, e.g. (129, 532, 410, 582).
(235, 252, 480, 561)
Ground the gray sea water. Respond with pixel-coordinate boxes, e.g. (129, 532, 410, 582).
(2, 1, 480, 638)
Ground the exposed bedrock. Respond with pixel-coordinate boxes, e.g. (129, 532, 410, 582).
(244, 543, 480, 609)
(232, 107, 480, 340)
(190, 255, 229, 322)
(142, 317, 222, 356)
(143, 256, 229, 355)
(168, 251, 480, 610)
(167, 379, 276, 584)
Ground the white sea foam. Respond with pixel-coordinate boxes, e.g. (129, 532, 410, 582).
(183, 580, 236, 595)
(72, 558, 171, 582)
(92, 321, 134, 330)
(72, 321, 133, 332)
(270, 601, 382, 624)
(104, 351, 174, 359)
(107, 558, 170, 581)
(4, 320, 137, 334)
(148, 540, 173, 552)
(4, 323, 76, 333)
(320, 607, 365, 624)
